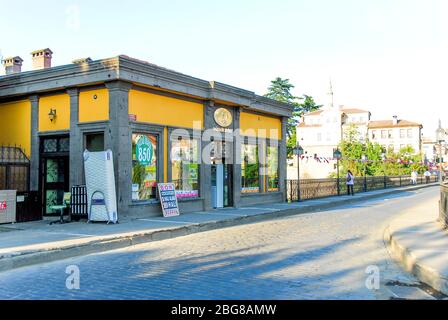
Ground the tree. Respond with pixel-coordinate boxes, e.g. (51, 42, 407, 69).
(264, 77, 301, 139)
(335, 124, 428, 177)
(300, 95, 321, 114)
(264, 78, 321, 158)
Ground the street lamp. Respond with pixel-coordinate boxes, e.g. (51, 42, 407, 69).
(381, 152, 387, 188)
(361, 154, 367, 192)
(436, 120, 445, 183)
(333, 149, 342, 196)
(294, 144, 304, 201)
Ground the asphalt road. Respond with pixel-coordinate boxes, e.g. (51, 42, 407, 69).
(0, 186, 441, 300)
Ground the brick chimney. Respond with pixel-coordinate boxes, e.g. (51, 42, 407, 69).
(393, 115, 398, 125)
(1, 56, 23, 75)
(31, 48, 53, 70)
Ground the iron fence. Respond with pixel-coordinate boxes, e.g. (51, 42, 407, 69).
(287, 174, 439, 202)
(440, 184, 448, 228)
(0, 146, 30, 192)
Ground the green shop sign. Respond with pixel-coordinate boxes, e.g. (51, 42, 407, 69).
(136, 135, 153, 166)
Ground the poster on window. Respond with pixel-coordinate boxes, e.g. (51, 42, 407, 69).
(132, 134, 158, 201)
(157, 183, 180, 217)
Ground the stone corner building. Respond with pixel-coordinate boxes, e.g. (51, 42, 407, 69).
(0, 50, 293, 219)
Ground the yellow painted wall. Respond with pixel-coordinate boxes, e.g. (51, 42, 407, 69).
(79, 89, 109, 122)
(129, 90, 204, 129)
(240, 112, 282, 140)
(39, 94, 70, 131)
(0, 100, 31, 157)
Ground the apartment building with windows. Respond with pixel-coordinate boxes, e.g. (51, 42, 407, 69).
(368, 116, 423, 153)
(289, 82, 423, 179)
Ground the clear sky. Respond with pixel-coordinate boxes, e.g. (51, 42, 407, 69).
(1, 0, 447, 136)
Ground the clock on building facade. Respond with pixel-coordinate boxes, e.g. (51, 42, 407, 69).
(214, 108, 233, 128)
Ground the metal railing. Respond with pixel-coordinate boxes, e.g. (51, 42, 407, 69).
(287, 174, 439, 202)
(440, 183, 448, 228)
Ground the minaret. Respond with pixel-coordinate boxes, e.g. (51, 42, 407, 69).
(327, 78, 334, 109)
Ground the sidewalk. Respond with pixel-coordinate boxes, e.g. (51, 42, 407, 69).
(0, 182, 438, 273)
(385, 190, 448, 295)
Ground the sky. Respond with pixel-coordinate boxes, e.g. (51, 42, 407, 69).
(1, 0, 447, 137)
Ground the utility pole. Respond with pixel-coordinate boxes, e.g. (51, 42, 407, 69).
(294, 144, 304, 201)
(436, 120, 445, 183)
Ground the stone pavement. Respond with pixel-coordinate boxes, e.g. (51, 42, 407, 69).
(385, 188, 448, 295)
(0, 182, 437, 273)
(0, 186, 439, 300)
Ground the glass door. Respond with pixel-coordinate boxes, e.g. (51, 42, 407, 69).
(211, 141, 233, 208)
(43, 157, 69, 215)
(40, 136, 70, 216)
(223, 163, 233, 207)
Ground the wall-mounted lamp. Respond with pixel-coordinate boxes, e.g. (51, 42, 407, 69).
(48, 108, 57, 122)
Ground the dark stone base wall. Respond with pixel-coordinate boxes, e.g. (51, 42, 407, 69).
(240, 192, 284, 207)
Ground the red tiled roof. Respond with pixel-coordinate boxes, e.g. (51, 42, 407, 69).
(368, 120, 422, 129)
(298, 122, 322, 128)
(305, 110, 324, 116)
(341, 107, 370, 114)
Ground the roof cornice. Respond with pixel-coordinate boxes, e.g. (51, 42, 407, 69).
(0, 57, 120, 97)
(0, 55, 293, 117)
(118, 56, 293, 116)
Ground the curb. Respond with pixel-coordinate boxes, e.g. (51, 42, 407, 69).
(0, 183, 438, 273)
(384, 226, 448, 296)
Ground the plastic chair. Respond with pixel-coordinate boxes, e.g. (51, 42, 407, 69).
(49, 192, 71, 225)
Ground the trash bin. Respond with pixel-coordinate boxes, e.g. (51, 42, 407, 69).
(0, 190, 17, 224)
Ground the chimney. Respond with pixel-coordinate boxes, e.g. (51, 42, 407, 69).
(31, 48, 53, 70)
(393, 115, 398, 126)
(1, 56, 23, 75)
(72, 57, 92, 64)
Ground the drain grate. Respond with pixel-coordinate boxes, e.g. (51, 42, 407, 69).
(386, 280, 447, 300)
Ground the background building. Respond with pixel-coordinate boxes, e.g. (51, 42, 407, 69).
(368, 116, 423, 154)
(289, 82, 423, 179)
(289, 82, 371, 179)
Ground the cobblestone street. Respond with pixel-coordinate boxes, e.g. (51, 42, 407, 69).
(0, 187, 440, 300)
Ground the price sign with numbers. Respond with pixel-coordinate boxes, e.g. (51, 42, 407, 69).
(135, 135, 153, 166)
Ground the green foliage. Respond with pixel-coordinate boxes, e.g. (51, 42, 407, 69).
(264, 77, 321, 158)
(132, 162, 146, 185)
(336, 124, 428, 177)
(300, 95, 321, 114)
(286, 129, 297, 160)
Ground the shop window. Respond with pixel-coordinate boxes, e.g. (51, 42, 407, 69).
(85, 133, 104, 152)
(59, 138, 70, 152)
(41, 137, 70, 153)
(388, 130, 393, 139)
(43, 139, 58, 153)
(267, 145, 279, 192)
(241, 143, 259, 193)
(131, 133, 158, 201)
(170, 137, 200, 199)
(400, 129, 405, 139)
